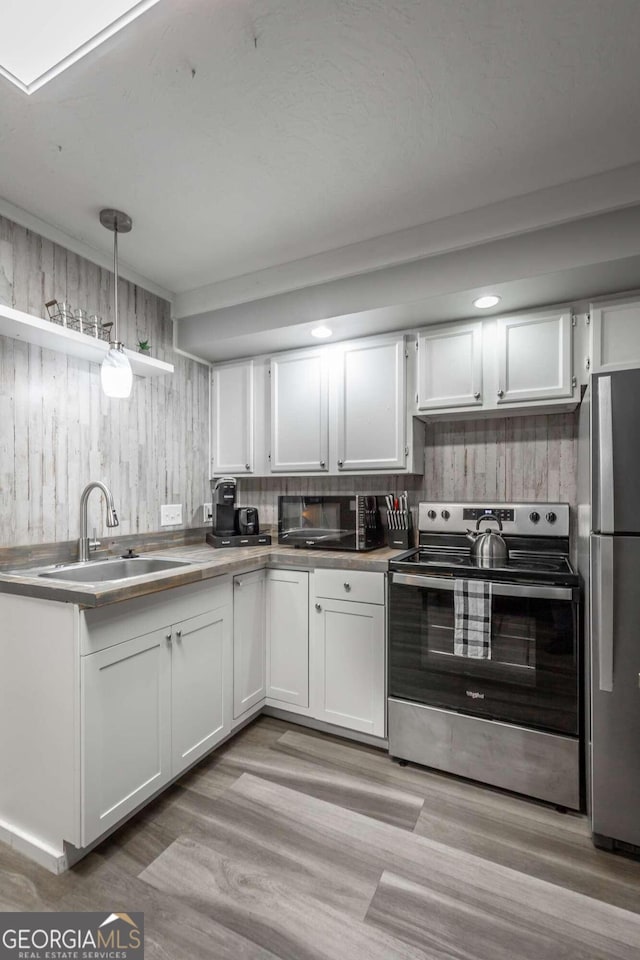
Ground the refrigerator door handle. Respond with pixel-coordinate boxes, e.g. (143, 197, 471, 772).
(598, 376, 614, 533)
(593, 536, 614, 692)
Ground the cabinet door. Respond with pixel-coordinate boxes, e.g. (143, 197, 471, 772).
(266, 569, 309, 708)
(312, 597, 385, 737)
(591, 299, 640, 373)
(212, 360, 254, 475)
(172, 605, 233, 775)
(233, 570, 267, 719)
(82, 628, 171, 846)
(270, 349, 328, 472)
(496, 312, 573, 403)
(336, 336, 406, 471)
(417, 321, 482, 410)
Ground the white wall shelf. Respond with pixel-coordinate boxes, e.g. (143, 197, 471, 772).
(0, 303, 174, 377)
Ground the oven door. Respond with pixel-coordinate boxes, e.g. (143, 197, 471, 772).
(389, 572, 579, 735)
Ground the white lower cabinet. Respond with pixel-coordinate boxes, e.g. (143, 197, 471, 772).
(82, 584, 232, 847)
(82, 628, 172, 846)
(172, 607, 233, 774)
(266, 569, 309, 709)
(233, 570, 267, 719)
(312, 588, 385, 738)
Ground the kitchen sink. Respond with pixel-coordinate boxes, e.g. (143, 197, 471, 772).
(36, 556, 194, 583)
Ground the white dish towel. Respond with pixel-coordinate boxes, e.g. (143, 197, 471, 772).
(454, 579, 492, 659)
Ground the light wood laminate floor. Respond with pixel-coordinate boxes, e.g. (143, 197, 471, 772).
(1, 716, 640, 959)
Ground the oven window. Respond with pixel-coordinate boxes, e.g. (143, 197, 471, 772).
(389, 581, 578, 735)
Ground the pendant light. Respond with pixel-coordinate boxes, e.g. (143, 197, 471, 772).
(99, 208, 133, 398)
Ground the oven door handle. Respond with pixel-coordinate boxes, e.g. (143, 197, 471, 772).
(391, 572, 573, 601)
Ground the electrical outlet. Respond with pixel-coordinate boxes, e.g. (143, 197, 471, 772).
(203, 502, 212, 523)
(160, 504, 183, 526)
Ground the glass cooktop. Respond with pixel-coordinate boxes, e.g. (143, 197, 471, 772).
(391, 548, 578, 585)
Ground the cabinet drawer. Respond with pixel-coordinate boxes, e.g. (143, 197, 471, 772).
(313, 568, 385, 605)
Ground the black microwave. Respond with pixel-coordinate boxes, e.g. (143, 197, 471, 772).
(278, 495, 384, 551)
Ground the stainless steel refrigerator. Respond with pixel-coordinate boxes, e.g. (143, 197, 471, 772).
(590, 369, 640, 851)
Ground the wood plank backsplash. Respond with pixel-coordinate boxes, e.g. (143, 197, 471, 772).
(0, 215, 210, 548)
(237, 413, 578, 529)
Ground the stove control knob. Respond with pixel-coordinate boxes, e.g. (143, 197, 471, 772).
(441, 510, 450, 520)
(427, 509, 437, 520)
(529, 511, 540, 524)
(546, 511, 557, 524)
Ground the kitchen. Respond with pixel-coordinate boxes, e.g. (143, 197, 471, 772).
(1, 2, 640, 958)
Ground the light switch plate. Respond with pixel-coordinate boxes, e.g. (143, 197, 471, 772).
(161, 503, 183, 526)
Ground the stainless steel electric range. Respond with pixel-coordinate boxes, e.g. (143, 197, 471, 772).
(388, 501, 582, 810)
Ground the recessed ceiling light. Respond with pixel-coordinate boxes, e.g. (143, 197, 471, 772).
(0, 0, 161, 95)
(311, 325, 332, 339)
(473, 295, 501, 309)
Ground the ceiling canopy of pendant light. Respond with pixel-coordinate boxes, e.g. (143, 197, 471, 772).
(100, 207, 133, 399)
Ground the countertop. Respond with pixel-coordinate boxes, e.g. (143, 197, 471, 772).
(0, 542, 407, 608)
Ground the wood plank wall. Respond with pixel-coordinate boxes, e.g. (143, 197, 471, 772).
(236, 413, 578, 531)
(0, 215, 210, 548)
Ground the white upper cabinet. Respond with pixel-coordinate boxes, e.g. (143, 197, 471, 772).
(417, 321, 483, 410)
(335, 335, 406, 471)
(270, 348, 329, 472)
(212, 360, 255, 475)
(590, 298, 640, 373)
(496, 312, 573, 404)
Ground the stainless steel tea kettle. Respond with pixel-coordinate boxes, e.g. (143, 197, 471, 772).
(466, 514, 508, 566)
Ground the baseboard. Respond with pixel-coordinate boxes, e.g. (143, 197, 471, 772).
(0, 816, 68, 874)
(262, 706, 388, 749)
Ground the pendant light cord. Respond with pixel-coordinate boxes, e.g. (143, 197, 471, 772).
(113, 225, 119, 345)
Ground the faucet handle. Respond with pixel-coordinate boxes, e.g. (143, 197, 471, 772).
(89, 527, 101, 551)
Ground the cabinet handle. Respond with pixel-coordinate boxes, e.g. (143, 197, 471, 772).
(235, 579, 243, 587)
(337, 459, 344, 467)
(176, 629, 182, 640)
(343, 581, 351, 591)
(320, 460, 326, 468)
(474, 392, 481, 401)
(315, 602, 321, 611)
(166, 633, 172, 644)
(245, 463, 250, 470)
(497, 389, 505, 399)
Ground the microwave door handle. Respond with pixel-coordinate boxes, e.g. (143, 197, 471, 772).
(598, 375, 615, 533)
(593, 536, 614, 692)
(391, 572, 573, 601)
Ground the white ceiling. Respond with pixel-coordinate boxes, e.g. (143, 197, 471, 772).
(1, 0, 640, 349)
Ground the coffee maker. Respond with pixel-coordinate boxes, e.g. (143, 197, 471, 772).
(211, 477, 237, 536)
(206, 477, 271, 549)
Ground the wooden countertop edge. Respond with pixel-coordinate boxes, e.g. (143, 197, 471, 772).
(0, 545, 407, 608)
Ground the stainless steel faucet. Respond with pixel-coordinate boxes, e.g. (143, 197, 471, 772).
(79, 481, 119, 561)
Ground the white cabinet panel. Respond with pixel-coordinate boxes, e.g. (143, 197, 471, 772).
(336, 336, 406, 471)
(496, 312, 573, 403)
(417, 321, 483, 410)
(212, 360, 254, 475)
(270, 349, 329, 472)
(172, 606, 232, 774)
(266, 569, 309, 708)
(314, 568, 385, 605)
(82, 628, 171, 845)
(233, 570, 267, 718)
(312, 596, 385, 737)
(591, 299, 640, 373)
